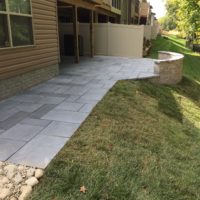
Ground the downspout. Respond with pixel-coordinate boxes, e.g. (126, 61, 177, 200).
(127, 0, 129, 24)
(127, 0, 131, 24)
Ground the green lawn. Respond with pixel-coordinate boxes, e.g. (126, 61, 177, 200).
(30, 36, 200, 200)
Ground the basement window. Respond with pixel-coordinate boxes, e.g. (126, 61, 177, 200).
(0, 0, 33, 48)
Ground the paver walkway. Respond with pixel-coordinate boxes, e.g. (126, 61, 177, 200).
(0, 56, 157, 169)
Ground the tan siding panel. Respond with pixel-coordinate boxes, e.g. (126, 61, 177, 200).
(0, 47, 58, 62)
(0, 43, 58, 56)
(1, 55, 58, 74)
(0, 56, 58, 74)
(34, 30, 58, 35)
(34, 34, 58, 40)
(0, 0, 59, 79)
(0, 60, 57, 79)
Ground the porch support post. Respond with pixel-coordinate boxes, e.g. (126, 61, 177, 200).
(73, 5, 79, 63)
(95, 12, 98, 23)
(90, 10, 94, 58)
(106, 15, 109, 23)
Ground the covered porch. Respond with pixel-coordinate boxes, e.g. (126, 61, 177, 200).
(57, 0, 119, 63)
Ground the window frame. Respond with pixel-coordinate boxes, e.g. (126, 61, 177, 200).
(0, 0, 35, 49)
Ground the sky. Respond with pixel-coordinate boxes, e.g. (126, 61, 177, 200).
(148, 0, 166, 19)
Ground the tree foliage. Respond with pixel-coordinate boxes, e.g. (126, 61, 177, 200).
(160, 0, 200, 36)
(159, 0, 179, 31)
(159, 16, 176, 31)
(178, 0, 200, 35)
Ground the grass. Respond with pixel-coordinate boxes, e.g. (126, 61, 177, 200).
(30, 36, 200, 200)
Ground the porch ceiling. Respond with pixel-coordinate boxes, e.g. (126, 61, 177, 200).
(58, 0, 118, 17)
(58, 0, 95, 9)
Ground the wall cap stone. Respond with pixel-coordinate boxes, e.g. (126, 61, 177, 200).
(155, 51, 184, 64)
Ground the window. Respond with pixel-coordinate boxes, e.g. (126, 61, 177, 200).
(0, 14, 9, 47)
(0, 0, 6, 11)
(0, 0, 33, 48)
(112, 0, 121, 10)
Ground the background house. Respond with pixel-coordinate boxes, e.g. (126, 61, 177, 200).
(58, 0, 144, 60)
(139, 0, 160, 40)
(139, 0, 152, 25)
(120, 0, 140, 24)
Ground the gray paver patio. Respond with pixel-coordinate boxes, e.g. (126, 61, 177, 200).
(0, 56, 157, 168)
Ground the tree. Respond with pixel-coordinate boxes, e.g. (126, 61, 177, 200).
(162, 0, 200, 40)
(159, 0, 180, 31)
(178, 0, 200, 36)
(159, 16, 176, 31)
(165, 0, 180, 30)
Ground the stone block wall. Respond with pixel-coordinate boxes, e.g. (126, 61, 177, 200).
(154, 51, 184, 85)
(0, 65, 59, 100)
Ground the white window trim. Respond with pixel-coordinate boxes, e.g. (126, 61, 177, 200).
(0, 0, 35, 49)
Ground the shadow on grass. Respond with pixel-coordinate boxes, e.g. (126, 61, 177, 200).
(166, 36, 186, 48)
(183, 54, 200, 82)
(173, 77, 200, 103)
(137, 80, 183, 123)
(136, 77, 200, 123)
(164, 38, 190, 54)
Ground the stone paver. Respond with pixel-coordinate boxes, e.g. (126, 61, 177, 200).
(20, 118, 52, 127)
(0, 129, 4, 134)
(0, 56, 157, 169)
(0, 111, 30, 130)
(0, 124, 44, 142)
(16, 102, 43, 113)
(12, 94, 65, 105)
(42, 109, 89, 124)
(0, 139, 25, 160)
(8, 135, 69, 168)
(79, 102, 98, 113)
(55, 102, 84, 111)
(40, 121, 80, 138)
(0, 108, 19, 122)
(30, 104, 57, 119)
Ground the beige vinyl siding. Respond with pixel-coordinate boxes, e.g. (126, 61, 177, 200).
(0, 0, 59, 79)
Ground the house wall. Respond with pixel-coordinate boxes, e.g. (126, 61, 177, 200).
(0, 0, 59, 99)
(151, 20, 160, 39)
(120, 0, 138, 24)
(144, 25, 152, 40)
(120, 0, 128, 24)
(59, 23, 144, 58)
(139, 2, 150, 17)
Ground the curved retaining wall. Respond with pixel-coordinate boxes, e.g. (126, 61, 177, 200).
(154, 51, 184, 84)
